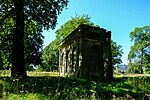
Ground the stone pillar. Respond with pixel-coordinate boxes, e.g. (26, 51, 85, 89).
(103, 31, 113, 79)
(107, 31, 113, 79)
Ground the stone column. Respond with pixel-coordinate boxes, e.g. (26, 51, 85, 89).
(103, 31, 113, 79)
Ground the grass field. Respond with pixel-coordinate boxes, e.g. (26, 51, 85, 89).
(0, 70, 59, 77)
(1, 70, 150, 99)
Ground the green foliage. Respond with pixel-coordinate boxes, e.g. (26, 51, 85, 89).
(0, 19, 44, 71)
(55, 15, 95, 41)
(0, 17, 13, 70)
(127, 62, 140, 74)
(42, 40, 59, 71)
(128, 26, 150, 73)
(0, 0, 68, 30)
(2, 94, 47, 100)
(111, 41, 123, 66)
(0, 0, 68, 77)
(24, 21, 44, 70)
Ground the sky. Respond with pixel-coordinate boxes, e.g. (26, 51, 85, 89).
(43, 0, 150, 65)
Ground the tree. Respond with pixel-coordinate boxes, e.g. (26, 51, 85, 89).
(128, 26, 150, 73)
(42, 40, 59, 71)
(41, 15, 123, 71)
(0, 0, 68, 77)
(111, 41, 123, 67)
(0, 18, 44, 71)
(24, 21, 44, 70)
(55, 15, 95, 42)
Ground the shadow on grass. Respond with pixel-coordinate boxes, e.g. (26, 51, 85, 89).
(1, 76, 150, 99)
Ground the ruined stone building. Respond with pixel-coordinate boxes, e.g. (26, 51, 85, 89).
(59, 24, 113, 79)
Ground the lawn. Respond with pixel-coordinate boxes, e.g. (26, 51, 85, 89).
(0, 71, 150, 99)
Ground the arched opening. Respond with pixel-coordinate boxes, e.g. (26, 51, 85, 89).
(66, 50, 69, 72)
(72, 47, 76, 72)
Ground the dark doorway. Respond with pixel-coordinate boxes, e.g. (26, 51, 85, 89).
(87, 45, 101, 78)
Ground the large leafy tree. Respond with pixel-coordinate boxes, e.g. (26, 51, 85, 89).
(41, 15, 123, 71)
(128, 26, 150, 73)
(0, 19, 44, 71)
(0, 0, 68, 77)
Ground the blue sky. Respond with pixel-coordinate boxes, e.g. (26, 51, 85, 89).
(43, 0, 150, 64)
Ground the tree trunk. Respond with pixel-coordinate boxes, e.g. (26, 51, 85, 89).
(11, 0, 27, 77)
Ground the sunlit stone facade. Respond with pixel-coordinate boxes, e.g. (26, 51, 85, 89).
(59, 24, 113, 79)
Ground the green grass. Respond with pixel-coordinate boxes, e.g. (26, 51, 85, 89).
(0, 72, 150, 99)
(0, 70, 59, 77)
